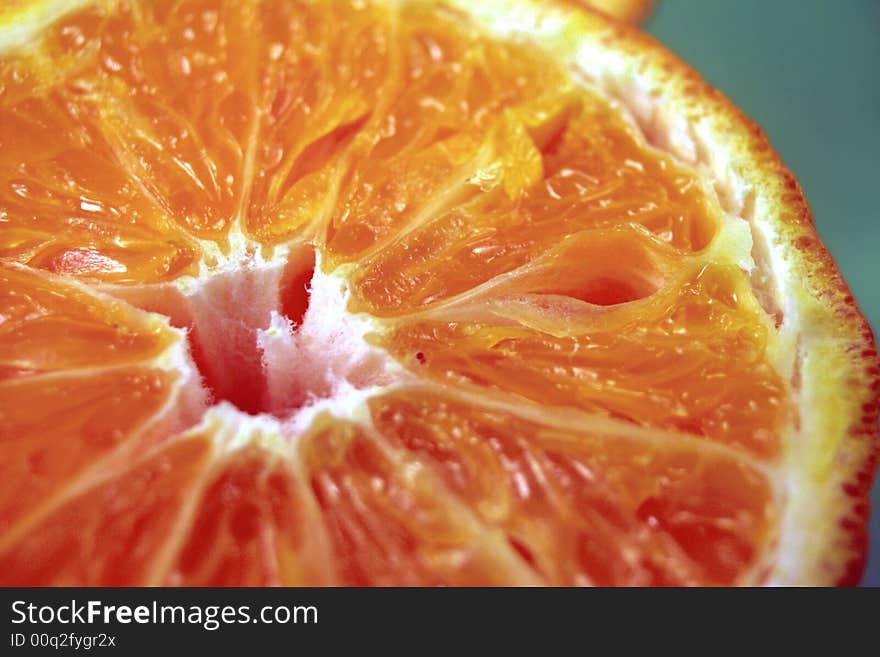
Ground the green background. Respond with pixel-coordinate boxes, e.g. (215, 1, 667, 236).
(648, 0, 880, 585)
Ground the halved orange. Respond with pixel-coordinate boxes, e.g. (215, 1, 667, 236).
(0, 0, 876, 586)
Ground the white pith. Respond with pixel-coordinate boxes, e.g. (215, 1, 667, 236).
(1, 0, 860, 586)
(108, 235, 403, 431)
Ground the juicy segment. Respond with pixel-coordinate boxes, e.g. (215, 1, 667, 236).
(0, 262, 205, 566)
(385, 263, 786, 459)
(0, 0, 790, 585)
(0, 434, 215, 586)
(344, 96, 718, 315)
(0, 264, 174, 376)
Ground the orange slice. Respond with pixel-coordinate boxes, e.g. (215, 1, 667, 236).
(0, 0, 876, 586)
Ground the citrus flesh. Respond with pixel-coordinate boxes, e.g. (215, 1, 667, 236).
(0, 0, 875, 586)
(575, 0, 653, 24)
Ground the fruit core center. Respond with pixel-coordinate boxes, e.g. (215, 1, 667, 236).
(169, 245, 393, 417)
